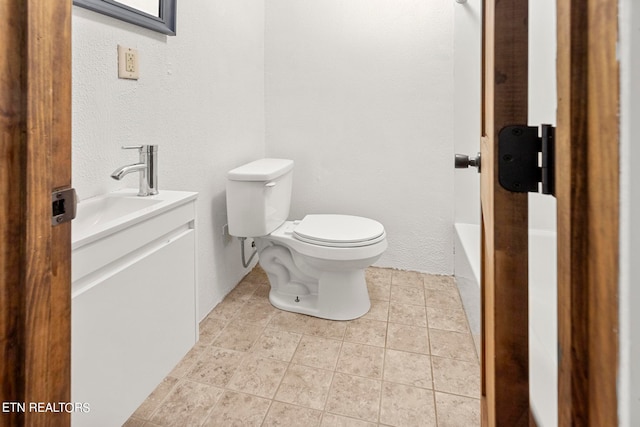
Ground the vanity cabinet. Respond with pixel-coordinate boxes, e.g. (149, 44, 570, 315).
(71, 190, 197, 427)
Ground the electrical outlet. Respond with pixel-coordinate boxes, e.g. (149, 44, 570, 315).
(118, 45, 139, 80)
(125, 52, 136, 72)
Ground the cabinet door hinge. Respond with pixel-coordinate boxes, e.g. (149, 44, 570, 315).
(498, 124, 555, 197)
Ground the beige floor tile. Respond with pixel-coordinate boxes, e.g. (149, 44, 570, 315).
(473, 333, 481, 359)
(424, 288, 463, 310)
(423, 274, 457, 292)
(365, 267, 393, 285)
(320, 413, 377, 427)
(226, 279, 260, 301)
(212, 321, 264, 351)
(386, 323, 429, 354)
(252, 284, 271, 299)
(122, 418, 146, 427)
(269, 310, 345, 338)
(391, 270, 424, 288)
(263, 401, 322, 427)
(303, 316, 348, 340)
(291, 335, 342, 370)
(390, 285, 426, 306)
(388, 302, 427, 327)
(208, 296, 247, 321)
(232, 298, 279, 326)
(167, 341, 209, 378)
(131, 376, 179, 420)
(435, 392, 480, 427)
(383, 349, 432, 389)
(226, 354, 288, 398)
(149, 379, 223, 426)
(379, 382, 436, 427)
(275, 363, 333, 410)
(202, 391, 270, 427)
(198, 317, 227, 345)
(249, 328, 302, 361)
(429, 329, 478, 362)
(336, 342, 385, 379)
(242, 266, 270, 286)
(431, 356, 480, 398)
(268, 310, 310, 333)
(366, 282, 391, 301)
(185, 346, 244, 388)
(325, 373, 382, 423)
(344, 318, 387, 347)
(133, 266, 482, 425)
(426, 306, 469, 333)
(361, 298, 389, 321)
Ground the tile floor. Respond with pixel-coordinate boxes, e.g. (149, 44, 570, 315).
(125, 267, 480, 426)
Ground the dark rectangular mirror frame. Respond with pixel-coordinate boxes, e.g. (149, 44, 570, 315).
(73, 0, 176, 36)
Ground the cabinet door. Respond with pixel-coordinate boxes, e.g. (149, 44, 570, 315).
(72, 229, 196, 427)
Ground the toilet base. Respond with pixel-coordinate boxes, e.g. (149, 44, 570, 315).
(256, 239, 374, 321)
(267, 269, 371, 321)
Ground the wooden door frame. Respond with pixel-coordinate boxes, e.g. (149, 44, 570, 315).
(556, 0, 620, 425)
(0, 1, 72, 426)
(480, 0, 531, 425)
(482, 0, 620, 425)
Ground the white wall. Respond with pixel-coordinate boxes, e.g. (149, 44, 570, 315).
(72, 0, 265, 320)
(619, 0, 640, 424)
(265, 0, 455, 274)
(453, 0, 481, 226)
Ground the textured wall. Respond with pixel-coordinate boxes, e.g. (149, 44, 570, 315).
(453, 0, 481, 226)
(72, 0, 265, 320)
(265, 0, 455, 274)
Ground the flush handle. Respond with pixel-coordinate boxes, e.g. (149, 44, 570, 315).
(265, 182, 277, 188)
(455, 153, 481, 173)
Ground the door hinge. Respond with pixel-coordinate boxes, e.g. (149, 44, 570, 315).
(52, 187, 77, 226)
(498, 124, 555, 197)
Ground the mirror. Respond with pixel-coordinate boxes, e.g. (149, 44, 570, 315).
(73, 0, 176, 36)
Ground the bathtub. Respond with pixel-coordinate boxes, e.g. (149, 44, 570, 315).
(454, 223, 558, 427)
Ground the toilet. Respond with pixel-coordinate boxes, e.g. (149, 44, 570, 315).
(226, 158, 387, 320)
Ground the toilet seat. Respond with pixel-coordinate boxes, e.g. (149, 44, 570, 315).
(265, 219, 388, 262)
(293, 214, 386, 248)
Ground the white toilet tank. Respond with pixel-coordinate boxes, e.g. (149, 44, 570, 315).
(226, 158, 294, 237)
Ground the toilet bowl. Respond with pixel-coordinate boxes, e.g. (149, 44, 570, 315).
(226, 159, 387, 320)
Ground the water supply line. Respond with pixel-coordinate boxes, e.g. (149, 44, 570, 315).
(240, 237, 258, 268)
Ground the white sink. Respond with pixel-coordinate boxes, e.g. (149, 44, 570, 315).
(72, 189, 198, 250)
(74, 195, 161, 232)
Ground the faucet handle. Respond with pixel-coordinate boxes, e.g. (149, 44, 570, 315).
(122, 145, 158, 153)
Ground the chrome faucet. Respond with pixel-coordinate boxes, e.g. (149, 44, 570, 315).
(110, 145, 158, 196)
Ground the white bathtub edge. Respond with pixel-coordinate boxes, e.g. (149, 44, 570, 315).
(454, 223, 481, 286)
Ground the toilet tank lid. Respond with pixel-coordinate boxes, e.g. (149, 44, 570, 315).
(227, 158, 294, 181)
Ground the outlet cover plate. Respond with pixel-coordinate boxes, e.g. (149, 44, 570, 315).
(118, 45, 139, 80)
